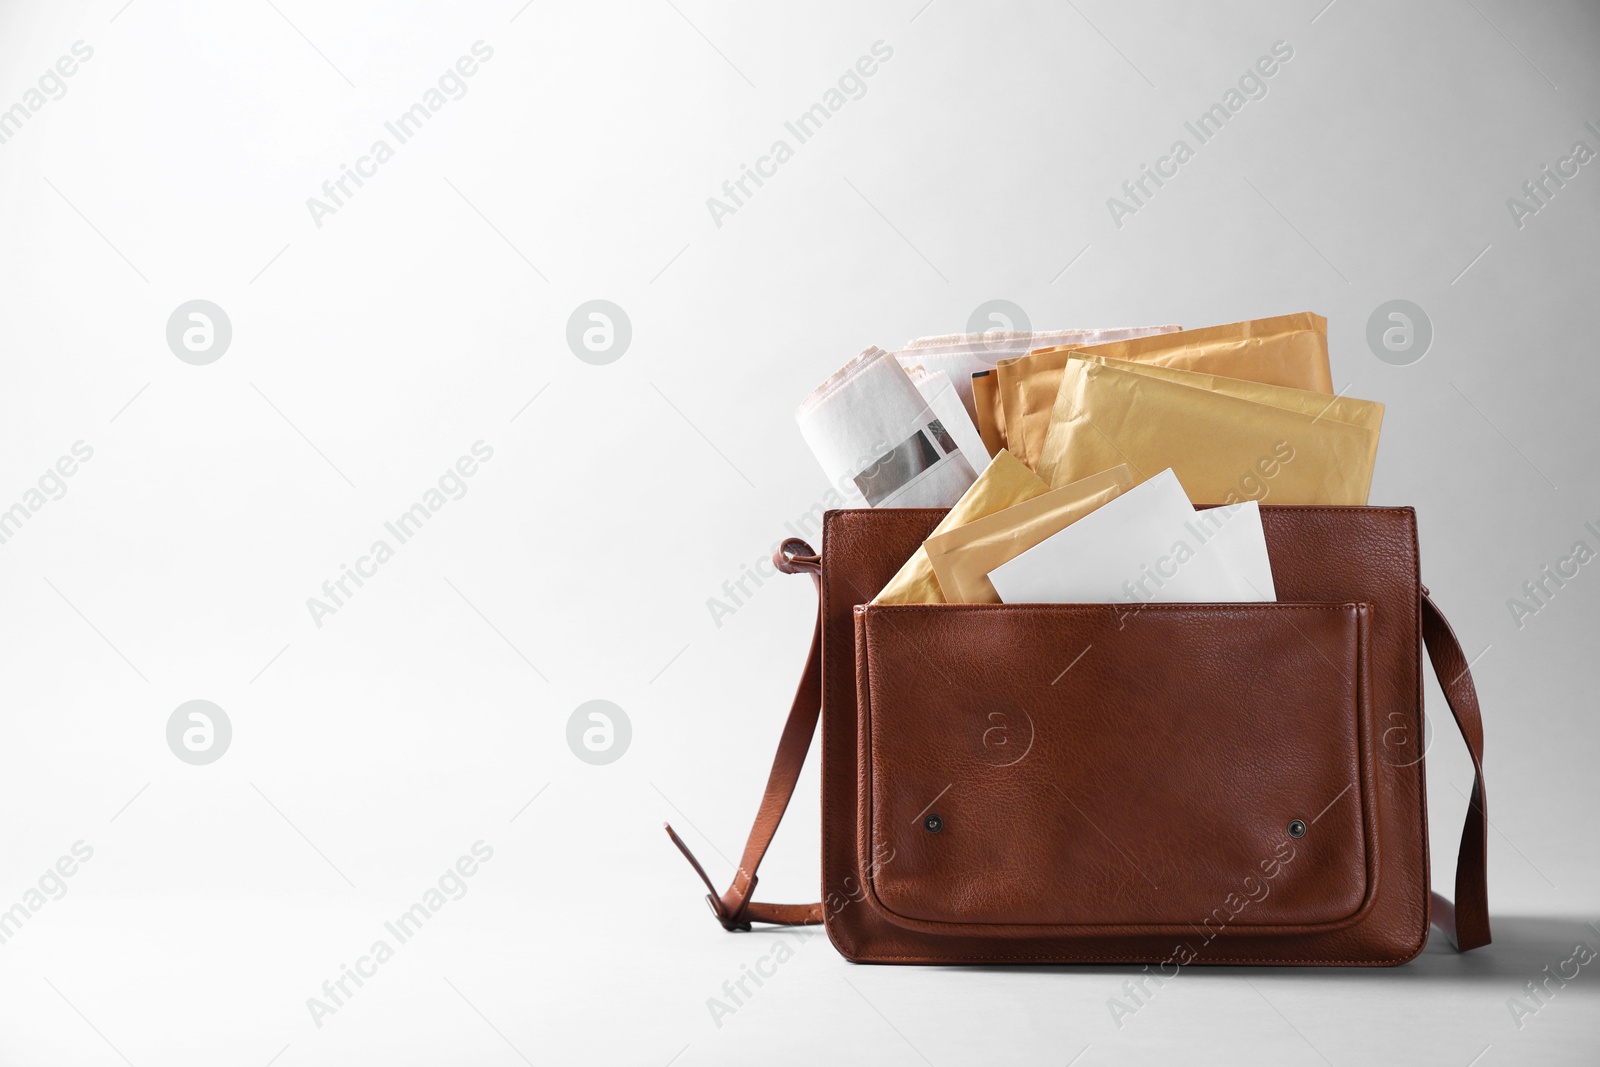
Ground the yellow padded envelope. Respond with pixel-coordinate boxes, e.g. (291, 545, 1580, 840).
(998, 312, 1331, 472)
(1036, 357, 1381, 505)
(924, 465, 1135, 604)
(1070, 354, 1383, 431)
(873, 449, 1049, 604)
(970, 369, 1006, 458)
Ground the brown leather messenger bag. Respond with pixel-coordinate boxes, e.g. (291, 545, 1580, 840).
(668, 505, 1489, 964)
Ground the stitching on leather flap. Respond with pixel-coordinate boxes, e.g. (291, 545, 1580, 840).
(857, 601, 1380, 938)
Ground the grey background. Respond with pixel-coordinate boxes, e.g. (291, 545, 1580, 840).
(0, 0, 1596, 1064)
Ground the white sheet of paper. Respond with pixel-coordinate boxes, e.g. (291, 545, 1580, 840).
(986, 469, 1275, 604)
(1188, 500, 1277, 600)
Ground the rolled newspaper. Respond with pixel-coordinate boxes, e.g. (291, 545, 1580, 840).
(796, 347, 981, 509)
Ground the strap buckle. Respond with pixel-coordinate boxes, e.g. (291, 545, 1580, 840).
(705, 894, 752, 932)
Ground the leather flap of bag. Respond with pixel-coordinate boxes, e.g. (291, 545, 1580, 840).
(856, 601, 1377, 935)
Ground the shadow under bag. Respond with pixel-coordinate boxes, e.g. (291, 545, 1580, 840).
(668, 505, 1490, 965)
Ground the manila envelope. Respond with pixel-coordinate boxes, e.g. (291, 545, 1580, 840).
(873, 449, 1048, 604)
(971, 370, 1006, 457)
(1036, 358, 1380, 505)
(924, 465, 1135, 604)
(998, 312, 1330, 472)
(1073, 354, 1384, 434)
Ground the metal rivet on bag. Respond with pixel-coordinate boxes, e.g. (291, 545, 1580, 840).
(1287, 819, 1307, 839)
(923, 814, 943, 833)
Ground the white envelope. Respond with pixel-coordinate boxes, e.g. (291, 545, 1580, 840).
(986, 468, 1276, 604)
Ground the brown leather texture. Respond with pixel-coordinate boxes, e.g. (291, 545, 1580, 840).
(820, 506, 1437, 965)
(858, 602, 1373, 931)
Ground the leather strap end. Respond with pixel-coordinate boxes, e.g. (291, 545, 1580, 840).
(774, 538, 821, 575)
(1431, 891, 1490, 951)
(664, 822, 754, 932)
(664, 823, 718, 899)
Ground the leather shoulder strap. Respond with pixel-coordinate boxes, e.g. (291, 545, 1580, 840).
(1421, 590, 1492, 950)
(664, 539, 825, 930)
(667, 563, 1492, 953)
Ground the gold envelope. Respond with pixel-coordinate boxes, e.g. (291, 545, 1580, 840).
(1073, 354, 1384, 432)
(924, 465, 1135, 604)
(971, 370, 1006, 457)
(998, 312, 1331, 472)
(1036, 358, 1381, 505)
(873, 449, 1048, 604)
